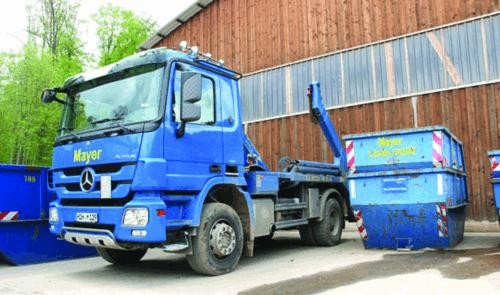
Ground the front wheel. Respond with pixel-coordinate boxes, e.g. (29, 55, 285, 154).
(186, 203, 244, 275)
(97, 248, 147, 265)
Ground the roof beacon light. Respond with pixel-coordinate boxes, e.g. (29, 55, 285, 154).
(177, 41, 231, 71)
(178, 40, 188, 52)
(190, 46, 200, 57)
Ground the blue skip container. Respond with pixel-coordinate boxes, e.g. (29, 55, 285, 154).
(488, 150, 500, 226)
(0, 164, 96, 265)
(344, 126, 468, 250)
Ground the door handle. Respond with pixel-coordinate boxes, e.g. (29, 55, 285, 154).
(210, 164, 222, 173)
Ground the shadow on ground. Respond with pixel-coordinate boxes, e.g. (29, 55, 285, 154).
(66, 232, 335, 284)
(64, 233, 500, 294)
(240, 241, 500, 295)
(62, 233, 305, 282)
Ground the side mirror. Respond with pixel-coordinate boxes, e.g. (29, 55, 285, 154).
(41, 89, 57, 104)
(176, 71, 203, 138)
(180, 72, 202, 122)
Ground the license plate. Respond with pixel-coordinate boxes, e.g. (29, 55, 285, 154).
(76, 212, 98, 223)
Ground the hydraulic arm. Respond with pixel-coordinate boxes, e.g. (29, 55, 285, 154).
(307, 82, 348, 174)
(244, 133, 269, 171)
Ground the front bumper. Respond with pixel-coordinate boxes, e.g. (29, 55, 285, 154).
(50, 196, 167, 246)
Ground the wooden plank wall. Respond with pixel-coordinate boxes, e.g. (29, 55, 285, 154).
(246, 83, 500, 221)
(152, 1, 500, 220)
(155, 0, 499, 74)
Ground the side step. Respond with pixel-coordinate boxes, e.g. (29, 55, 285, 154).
(275, 202, 307, 211)
(274, 218, 308, 229)
(162, 232, 192, 254)
(163, 243, 189, 253)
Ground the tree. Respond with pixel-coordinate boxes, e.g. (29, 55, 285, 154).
(0, 46, 60, 164)
(26, 0, 82, 59)
(93, 4, 157, 66)
(0, 0, 85, 166)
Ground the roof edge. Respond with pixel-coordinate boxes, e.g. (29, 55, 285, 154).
(139, 0, 214, 51)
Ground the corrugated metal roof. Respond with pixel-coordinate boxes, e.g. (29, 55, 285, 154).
(139, 0, 214, 50)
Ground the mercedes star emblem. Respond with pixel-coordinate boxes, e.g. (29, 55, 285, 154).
(80, 168, 95, 192)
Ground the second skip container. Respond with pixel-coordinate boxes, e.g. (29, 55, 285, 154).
(344, 126, 468, 250)
(487, 150, 500, 227)
(0, 164, 97, 265)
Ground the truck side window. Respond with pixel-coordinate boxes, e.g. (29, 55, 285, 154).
(173, 69, 216, 125)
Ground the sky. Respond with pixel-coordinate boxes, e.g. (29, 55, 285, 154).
(0, 0, 196, 55)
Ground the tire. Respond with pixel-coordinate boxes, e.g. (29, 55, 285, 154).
(186, 203, 244, 275)
(299, 224, 317, 246)
(312, 198, 343, 246)
(97, 248, 147, 265)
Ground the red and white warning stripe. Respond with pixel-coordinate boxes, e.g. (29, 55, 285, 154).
(490, 156, 500, 172)
(432, 131, 443, 167)
(436, 204, 448, 237)
(354, 210, 368, 240)
(0, 211, 19, 222)
(346, 140, 355, 172)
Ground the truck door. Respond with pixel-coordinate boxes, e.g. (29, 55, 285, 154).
(163, 62, 223, 191)
(220, 77, 244, 177)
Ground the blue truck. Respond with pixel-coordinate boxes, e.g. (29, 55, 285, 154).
(41, 42, 354, 275)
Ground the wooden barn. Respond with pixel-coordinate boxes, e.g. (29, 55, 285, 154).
(141, 0, 500, 221)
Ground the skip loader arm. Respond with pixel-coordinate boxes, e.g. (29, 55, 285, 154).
(307, 82, 348, 175)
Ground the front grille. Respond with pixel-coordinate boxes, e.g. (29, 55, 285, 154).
(58, 162, 135, 176)
(57, 180, 131, 192)
(47, 170, 54, 189)
(64, 222, 115, 232)
(60, 194, 133, 207)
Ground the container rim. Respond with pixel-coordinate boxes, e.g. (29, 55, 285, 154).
(343, 125, 462, 145)
(0, 164, 49, 171)
(487, 150, 500, 156)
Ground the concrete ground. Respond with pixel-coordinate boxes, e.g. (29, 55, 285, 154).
(1, 230, 499, 295)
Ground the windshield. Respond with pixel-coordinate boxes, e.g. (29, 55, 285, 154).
(58, 64, 165, 137)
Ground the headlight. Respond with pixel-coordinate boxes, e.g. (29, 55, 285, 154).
(122, 208, 149, 227)
(49, 207, 59, 223)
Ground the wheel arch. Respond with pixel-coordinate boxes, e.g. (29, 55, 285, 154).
(192, 179, 255, 257)
(318, 184, 353, 225)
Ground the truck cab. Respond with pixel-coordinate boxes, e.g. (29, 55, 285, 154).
(43, 43, 353, 275)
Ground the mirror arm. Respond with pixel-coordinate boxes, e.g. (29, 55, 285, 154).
(175, 122, 186, 138)
(53, 97, 66, 105)
(54, 87, 68, 104)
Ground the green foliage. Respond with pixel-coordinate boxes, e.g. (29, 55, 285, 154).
(0, 44, 83, 166)
(0, 0, 157, 166)
(0, 0, 85, 166)
(93, 4, 157, 66)
(27, 0, 82, 58)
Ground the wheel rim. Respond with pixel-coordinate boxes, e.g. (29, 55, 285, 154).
(209, 219, 237, 258)
(329, 208, 340, 236)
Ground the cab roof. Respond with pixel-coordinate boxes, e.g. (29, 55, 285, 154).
(62, 48, 241, 90)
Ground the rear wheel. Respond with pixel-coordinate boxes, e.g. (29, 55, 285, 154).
(97, 248, 147, 265)
(312, 198, 343, 246)
(299, 224, 317, 246)
(186, 203, 244, 275)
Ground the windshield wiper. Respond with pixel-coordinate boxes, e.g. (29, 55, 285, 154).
(90, 116, 124, 125)
(57, 127, 81, 140)
(113, 122, 134, 133)
(91, 116, 134, 134)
